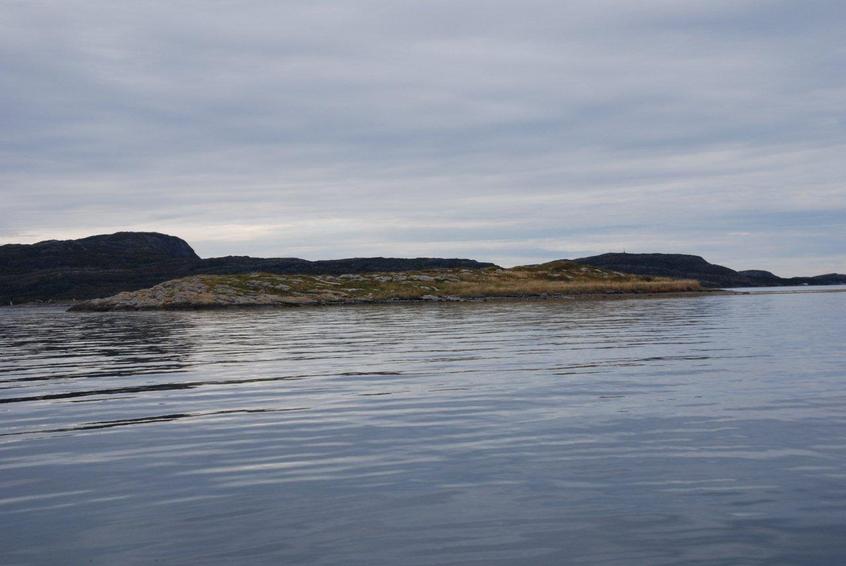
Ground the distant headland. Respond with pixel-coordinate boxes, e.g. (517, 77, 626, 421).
(1, 232, 844, 308)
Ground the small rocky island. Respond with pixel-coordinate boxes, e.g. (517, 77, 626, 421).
(69, 261, 701, 311)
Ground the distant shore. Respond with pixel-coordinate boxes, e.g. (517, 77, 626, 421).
(731, 287, 846, 295)
(9, 285, 846, 312)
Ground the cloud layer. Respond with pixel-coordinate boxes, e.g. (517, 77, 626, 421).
(2, 0, 845, 275)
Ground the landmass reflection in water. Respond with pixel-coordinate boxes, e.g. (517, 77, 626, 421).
(1, 292, 845, 565)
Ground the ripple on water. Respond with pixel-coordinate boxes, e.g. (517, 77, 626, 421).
(1, 293, 845, 565)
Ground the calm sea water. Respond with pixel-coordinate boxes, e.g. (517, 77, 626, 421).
(1, 290, 845, 565)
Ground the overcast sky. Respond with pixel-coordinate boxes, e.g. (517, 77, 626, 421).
(2, 0, 844, 275)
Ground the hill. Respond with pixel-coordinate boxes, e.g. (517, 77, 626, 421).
(0, 232, 199, 271)
(574, 253, 846, 288)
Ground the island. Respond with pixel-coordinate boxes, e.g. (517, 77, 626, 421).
(68, 261, 702, 311)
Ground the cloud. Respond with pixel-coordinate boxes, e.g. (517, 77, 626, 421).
(1, 0, 844, 275)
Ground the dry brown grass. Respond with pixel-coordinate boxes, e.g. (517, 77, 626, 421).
(207, 268, 701, 301)
(441, 277, 701, 297)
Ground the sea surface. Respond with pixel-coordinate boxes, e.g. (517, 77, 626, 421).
(1, 289, 845, 565)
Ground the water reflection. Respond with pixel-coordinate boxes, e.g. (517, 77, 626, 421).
(1, 293, 845, 565)
(0, 309, 197, 385)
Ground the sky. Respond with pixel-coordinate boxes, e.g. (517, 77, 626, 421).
(1, 0, 845, 276)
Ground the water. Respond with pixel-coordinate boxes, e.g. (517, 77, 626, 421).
(1, 291, 845, 565)
(728, 284, 846, 294)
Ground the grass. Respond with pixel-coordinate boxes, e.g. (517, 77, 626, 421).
(439, 277, 700, 298)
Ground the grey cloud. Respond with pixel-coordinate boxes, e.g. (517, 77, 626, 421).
(1, 0, 844, 276)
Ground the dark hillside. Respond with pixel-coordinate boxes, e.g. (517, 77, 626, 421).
(576, 253, 846, 288)
(574, 253, 751, 287)
(1, 232, 199, 272)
